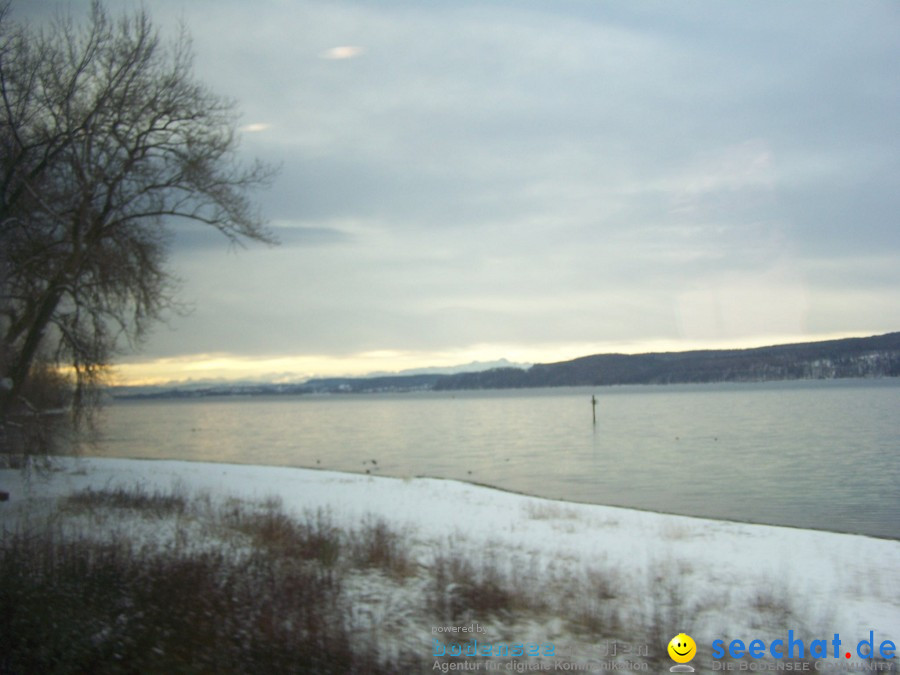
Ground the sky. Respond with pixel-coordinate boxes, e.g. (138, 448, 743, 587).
(20, 1, 900, 385)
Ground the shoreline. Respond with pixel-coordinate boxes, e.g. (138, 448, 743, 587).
(4, 455, 899, 558)
(75, 452, 900, 542)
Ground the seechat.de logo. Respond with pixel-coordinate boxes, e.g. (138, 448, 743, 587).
(669, 633, 697, 672)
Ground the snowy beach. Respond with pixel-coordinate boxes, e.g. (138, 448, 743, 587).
(1, 457, 897, 671)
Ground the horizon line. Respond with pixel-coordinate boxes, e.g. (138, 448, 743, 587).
(110, 329, 896, 388)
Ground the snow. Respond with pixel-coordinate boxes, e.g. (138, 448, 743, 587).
(2, 456, 898, 667)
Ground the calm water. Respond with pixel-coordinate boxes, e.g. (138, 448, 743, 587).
(92, 379, 900, 539)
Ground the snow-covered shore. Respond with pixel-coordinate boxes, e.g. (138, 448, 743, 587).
(2, 457, 898, 669)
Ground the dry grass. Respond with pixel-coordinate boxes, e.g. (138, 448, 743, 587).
(1, 488, 421, 674)
(0, 483, 829, 673)
(223, 501, 341, 566)
(64, 484, 189, 518)
(0, 526, 363, 673)
(349, 514, 416, 579)
(429, 547, 521, 622)
(566, 566, 622, 637)
(523, 501, 581, 521)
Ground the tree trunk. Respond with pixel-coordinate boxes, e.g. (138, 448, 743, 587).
(0, 283, 64, 420)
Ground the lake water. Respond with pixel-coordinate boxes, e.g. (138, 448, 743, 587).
(91, 379, 900, 539)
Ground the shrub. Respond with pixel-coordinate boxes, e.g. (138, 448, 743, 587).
(64, 485, 188, 518)
(429, 547, 517, 622)
(349, 515, 415, 578)
(0, 496, 430, 673)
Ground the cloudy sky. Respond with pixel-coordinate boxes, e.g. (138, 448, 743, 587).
(23, 1, 900, 384)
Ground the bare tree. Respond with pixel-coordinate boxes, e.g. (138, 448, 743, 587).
(0, 1, 276, 457)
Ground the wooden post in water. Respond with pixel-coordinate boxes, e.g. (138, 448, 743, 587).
(591, 395, 597, 425)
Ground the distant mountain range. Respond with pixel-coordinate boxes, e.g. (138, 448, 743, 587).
(434, 332, 900, 390)
(111, 359, 528, 399)
(362, 358, 528, 377)
(113, 332, 899, 399)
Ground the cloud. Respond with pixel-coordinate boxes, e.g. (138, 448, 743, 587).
(318, 45, 365, 60)
(240, 122, 272, 133)
(33, 0, 897, 380)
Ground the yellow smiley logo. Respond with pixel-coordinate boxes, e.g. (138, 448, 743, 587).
(668, 633, 696, 664)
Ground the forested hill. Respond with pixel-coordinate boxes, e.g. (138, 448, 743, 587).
(433, 332, 900, 390)
(115, 333, 900, 398)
